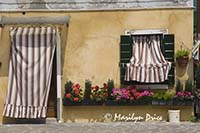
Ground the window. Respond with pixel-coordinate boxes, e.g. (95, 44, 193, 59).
(120, 31, 175, 89)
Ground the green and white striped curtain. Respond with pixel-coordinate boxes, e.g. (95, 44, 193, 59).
(125, 35, 171, 83)
(3, 27, 57, 118)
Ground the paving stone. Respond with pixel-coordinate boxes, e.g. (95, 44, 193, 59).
(0, 122, 200, 133)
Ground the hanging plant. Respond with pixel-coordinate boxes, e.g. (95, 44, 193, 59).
(175, 44, 189, 67)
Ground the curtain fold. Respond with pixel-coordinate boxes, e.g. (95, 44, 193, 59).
(3, 26, 57, 118)
(125, 35, 171, 83)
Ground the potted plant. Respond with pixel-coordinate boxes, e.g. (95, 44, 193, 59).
(90, 83, 108, 105)
(63, 82, 83, 106)
(152, 92, 174, 105)
(137, 90, 154, 105)
(108, 86, 139, 105)
(176, 80, 183, 93)
(107, 79, 114, 100)
(83, 80, 92, 105)
(173, 80, 194, 106)
(108, 86, 153, 106)
(173, 91, 194, 106)
(176, 49, 189, 67)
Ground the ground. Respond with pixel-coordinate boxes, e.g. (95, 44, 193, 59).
(0, 122, 200, 133)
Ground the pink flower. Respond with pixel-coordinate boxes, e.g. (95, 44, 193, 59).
(116, 96, 121, 101)
(72, 83, 81, 90)
(130, 97, 134, 101)
(66, 93, 71, 99)
(74, 89, 79, 95)
(73, 97, 79, 102)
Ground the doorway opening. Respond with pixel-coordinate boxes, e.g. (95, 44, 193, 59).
(47, 49, 57, 118)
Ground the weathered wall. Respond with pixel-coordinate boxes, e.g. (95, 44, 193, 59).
(63, 106, 193, 122)
(0, 8, 193, 123)
(0, 0, 193, 11)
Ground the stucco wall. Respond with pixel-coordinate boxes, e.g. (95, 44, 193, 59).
(0, 0, 193, 11)
(0, 8, 193, 123)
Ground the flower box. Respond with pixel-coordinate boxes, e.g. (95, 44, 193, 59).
(82, 100, 105, 105)
(173, 99, 193, 106)
(105, 100, 132, 106)
(152, 100, 173, 106)
(63, 98, 82, 106)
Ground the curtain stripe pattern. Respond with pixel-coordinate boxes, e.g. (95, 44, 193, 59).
(125, 35, 171, 83)
(3, 27, 56, 118)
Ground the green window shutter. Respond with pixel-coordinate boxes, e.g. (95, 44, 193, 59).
(162, 34, 175, 87)
(120, 35, 132, 84)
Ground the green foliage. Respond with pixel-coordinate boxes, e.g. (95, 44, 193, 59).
(176, 80, 183, 93)
(175, 49, 189, 58)
(163, 91, 175, 100)
(65, 81, 73, 93)
(190, 115, 200, 122)
(84, 80, 92, 100)
(185, 80, 193, 93)
(107, 79, 114, 100)
(153, 91, 175, 100)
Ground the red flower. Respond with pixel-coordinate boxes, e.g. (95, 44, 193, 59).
(66, 93, 71, 99)
(74, 89, 79, 95)
(75, 83, 80, 89)
(95, 93, 99, 97)
(103, 83, 107, 88)
(73, 97, 79, 102)
(95, 85, 99, 90)
(104, 92, 108, 97)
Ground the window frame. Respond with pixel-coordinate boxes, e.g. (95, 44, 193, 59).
(120, 29, 174, 89)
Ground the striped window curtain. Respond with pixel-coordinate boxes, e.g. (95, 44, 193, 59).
(125, 35, 171, 83)
(3, 26, 57, 118)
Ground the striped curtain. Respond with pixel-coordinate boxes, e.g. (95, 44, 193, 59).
(125, 35, 171, 83)
(3, 27, 57, 118)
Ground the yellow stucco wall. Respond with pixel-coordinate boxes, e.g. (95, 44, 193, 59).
(0, 8, 194, 123)
(63, 106, 193, 122)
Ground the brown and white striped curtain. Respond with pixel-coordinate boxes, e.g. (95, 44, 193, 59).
(125, 35, 171, 83)
(3, 27, 57, 118)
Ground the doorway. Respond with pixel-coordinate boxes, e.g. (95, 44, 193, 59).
(47, 49, 57, 118)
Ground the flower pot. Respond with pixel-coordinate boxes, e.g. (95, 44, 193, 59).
(185, 99, 194, 106)
(105, 100, 117, 106)
(168, 110, 180, 122)
(152, 100, 159, 105)
(173, 99, 189, 106)
(63, 98, 82, 106)
(176, 57, 189, 67)
(166, 100, 173, 106)
(159, 100, 167, 105)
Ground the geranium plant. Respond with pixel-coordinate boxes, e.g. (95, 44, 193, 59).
(174, 91, 194, 100)
(111, 86, 153, 104)
(63, 81, 83, 105)
(90, 83, 108, 102)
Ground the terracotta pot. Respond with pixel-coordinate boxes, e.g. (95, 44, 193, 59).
(176, 57, 189, 67)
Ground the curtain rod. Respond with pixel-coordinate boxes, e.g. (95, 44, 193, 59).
(0, 16, 69, 27)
